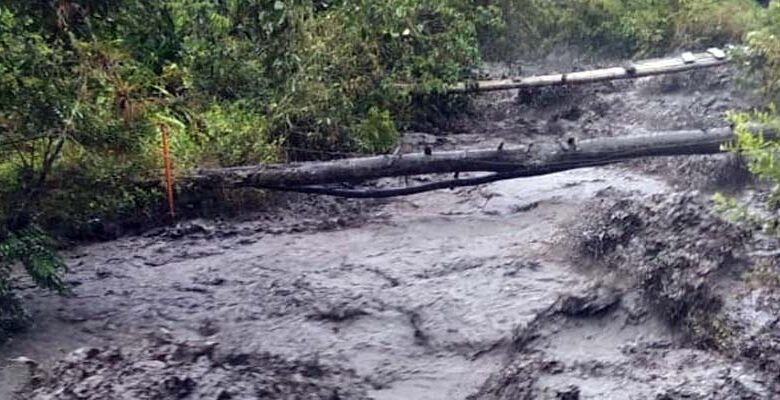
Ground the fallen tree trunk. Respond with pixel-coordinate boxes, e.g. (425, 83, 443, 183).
(193, 124, 774, 198)
(423, 49, 730, 94)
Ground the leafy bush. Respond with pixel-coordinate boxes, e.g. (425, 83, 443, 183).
(717, 107, 780, 231)
(198, 103, 279, 167)
(0, 226, 67, 342)
(354, 107, 398, 154)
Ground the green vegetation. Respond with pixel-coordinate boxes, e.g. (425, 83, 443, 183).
(716, 106, 780, 232)
(717, 2, 780, 233)
(0, 1, 500, 232)
(1, 226, 67, 341)
(741, 2, 780, 103)
(482, 0, 762, 59)
(1, 0, 778, 341)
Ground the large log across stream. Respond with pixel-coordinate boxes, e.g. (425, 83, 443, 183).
(193, 125, 774, 198)
(420, 48, 730, 94)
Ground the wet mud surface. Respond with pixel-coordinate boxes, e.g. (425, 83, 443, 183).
(476, 192, 777, 399)
(4, 53, 780, 399)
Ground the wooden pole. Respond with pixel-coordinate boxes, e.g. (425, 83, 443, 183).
(160, 124, 175, 218)
(409, 49, 730, 94)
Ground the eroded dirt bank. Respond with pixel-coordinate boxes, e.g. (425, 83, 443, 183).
(3, 53, 780, 399)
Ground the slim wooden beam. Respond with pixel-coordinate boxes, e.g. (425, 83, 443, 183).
(418, 48, 730, 94)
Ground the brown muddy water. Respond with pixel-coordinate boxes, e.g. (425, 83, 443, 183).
(2, 53, 779, 399)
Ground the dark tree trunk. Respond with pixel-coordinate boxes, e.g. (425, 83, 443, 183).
(190, 125, 772, 198)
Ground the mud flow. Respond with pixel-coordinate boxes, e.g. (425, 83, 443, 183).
(3, 53, 780, 399)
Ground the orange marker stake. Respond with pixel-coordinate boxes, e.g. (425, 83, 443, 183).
(160, 124, 175, 219)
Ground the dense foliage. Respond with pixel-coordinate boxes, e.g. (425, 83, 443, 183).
(0, 0, 499, 234)
(0, 0, 776, 341)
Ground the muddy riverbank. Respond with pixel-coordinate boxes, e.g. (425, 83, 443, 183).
(4, 53, 780, 399)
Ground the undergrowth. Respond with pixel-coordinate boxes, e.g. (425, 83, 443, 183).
(481, 0, 762, 59)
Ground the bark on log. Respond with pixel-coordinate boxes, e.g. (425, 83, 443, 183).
(426, 49, 730, 94)
(194, 124, 775, 196)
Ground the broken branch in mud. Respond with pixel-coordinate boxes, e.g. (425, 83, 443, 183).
(410, 49, 730, 94)
(192, 124, 775, 198)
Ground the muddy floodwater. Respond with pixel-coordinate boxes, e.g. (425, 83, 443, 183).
(3, 54, 780, 399)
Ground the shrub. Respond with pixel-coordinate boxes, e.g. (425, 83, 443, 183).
(354, 107, 398, 154)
